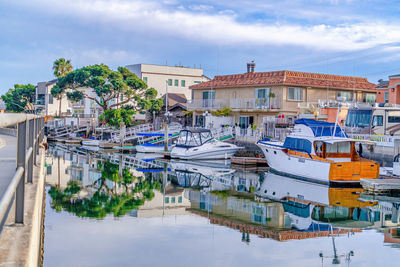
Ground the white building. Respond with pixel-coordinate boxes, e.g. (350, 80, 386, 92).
(126, 63, 210, 100)
(35, 79, 71, 116)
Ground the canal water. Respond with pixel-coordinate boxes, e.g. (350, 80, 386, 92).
(43, 145, 400, 266)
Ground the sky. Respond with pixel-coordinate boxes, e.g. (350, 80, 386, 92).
(1, 0, 400, 94)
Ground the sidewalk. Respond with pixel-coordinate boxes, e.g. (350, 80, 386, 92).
(0, 134, 17, 198)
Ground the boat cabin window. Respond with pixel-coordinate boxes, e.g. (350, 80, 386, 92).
(314, 141, 354, 159)
(283, 137, 312, 153)
(345, 109, 372, 128)
(372, 115, 383, 127)
(326, 142, 351, 154)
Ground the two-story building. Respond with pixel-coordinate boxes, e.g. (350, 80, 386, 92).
(189, 65, 376, 129)
(126, 63, 210, 100)
(35, 79, 71, 116)
(376, 74, 400, 104)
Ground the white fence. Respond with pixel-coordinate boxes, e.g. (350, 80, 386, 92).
(349, 134, 400, 147)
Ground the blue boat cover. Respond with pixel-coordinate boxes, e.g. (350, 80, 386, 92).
(137, 133, 173, 136)
(294, 119, 348, 138)
(140, 143, 171, 147)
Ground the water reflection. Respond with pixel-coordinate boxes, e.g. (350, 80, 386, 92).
(44, 144, 400, 266)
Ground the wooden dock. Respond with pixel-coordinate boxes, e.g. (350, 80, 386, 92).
(231, 156, 268, 166)
(360, 178, 400, 194)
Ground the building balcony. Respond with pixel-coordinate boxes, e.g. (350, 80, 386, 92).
(187, 99, 228, 110)
(230, 97, 281, 110)
(35, 99, 46, 106)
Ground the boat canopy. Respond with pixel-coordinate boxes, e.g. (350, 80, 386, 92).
(176, 129, 213, 148)
(295, 119, 348, 138)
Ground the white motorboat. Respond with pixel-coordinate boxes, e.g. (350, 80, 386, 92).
(256, 119, 380, 184)
(170, 129, 241, 160)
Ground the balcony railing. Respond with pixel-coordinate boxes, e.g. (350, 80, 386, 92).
(188, 97, 281, 111)
(230, 97, 280, 110)
(35, 99, 45, 106)
(187, 99, 228, 110)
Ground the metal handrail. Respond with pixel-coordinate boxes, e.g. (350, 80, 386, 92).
(0, 114, 44, 232)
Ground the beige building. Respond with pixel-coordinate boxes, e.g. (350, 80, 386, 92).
(35, 79, 71, 116)
(126, 63, 210, 100)
(189, 67, 377, 128)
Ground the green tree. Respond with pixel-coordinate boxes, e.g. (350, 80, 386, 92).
(99, 106, 136, 128)
(48, 161, 162, 219)
(57, 64, 150, 112)
(1, 84, 36, 112)
(52, 58, 73, 116)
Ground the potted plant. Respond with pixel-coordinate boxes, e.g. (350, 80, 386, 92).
(269, 92, 276, 109)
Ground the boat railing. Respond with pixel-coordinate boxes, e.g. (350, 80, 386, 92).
(0, 114, 45, 233)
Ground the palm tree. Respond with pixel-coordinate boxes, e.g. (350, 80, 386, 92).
(52, 58, 73, 116)
(53, 58, 73, 78)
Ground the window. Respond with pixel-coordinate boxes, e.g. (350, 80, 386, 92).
(384, 92, 389, 103)
(283, 137, 312, 153)
(171, 197, 176, 203)
(120, 94, 124, 101)
(181, 80, 186, 87)
(168, 79, 172, 86)
(202, 91, 215, 107)
(337, 91, 353, 101)
(174, 79, 179, 86)
(372, 115, 383, 126)
(165, 197, 169, 204)
(178, 196, 182, 203)
(143, 77, 148, 83)
(365, 93, 376, 103)
(195, 115, 205, 127)
(255, 88, 270, 108)
(345, 109, 372, 128)
(389, 116, 400, 123)
(326, 142, 351, 153)
(288, 88, 303, 101)
(46, 165, 52, 175)
(194, 81, 201, 84)
(239, 116, 254, 129)
(48, 94, 53, 104)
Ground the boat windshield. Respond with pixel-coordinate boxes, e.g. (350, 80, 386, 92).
(345, 109, 372, 128)
(176, 130, 213, 147)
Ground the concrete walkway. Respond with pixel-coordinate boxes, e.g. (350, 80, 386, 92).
(0, 134, 17, 199)
(0, 134, 46, 266)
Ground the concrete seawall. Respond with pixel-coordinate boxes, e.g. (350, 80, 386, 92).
(0, 146, 46, 266)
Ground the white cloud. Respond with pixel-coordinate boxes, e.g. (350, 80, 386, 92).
(7, 0, 400, 52)
(189, 4, 214, 12)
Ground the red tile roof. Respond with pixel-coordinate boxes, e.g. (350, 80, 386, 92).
(190, 70, 376, 91)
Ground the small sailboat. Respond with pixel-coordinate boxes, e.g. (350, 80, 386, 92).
(171, 129, 241, 160)
(256, 119, 380, 184)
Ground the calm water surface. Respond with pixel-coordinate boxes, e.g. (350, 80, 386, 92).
(43, 145, 400, 266)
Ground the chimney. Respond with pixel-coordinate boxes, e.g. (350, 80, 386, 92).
(247, 60, 255, 73)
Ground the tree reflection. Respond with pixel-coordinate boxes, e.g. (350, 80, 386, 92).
(48, 161, 162, 219)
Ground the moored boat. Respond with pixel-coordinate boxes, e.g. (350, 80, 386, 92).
(256, 119, 380, 184)
(171, 129, 241, 160)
